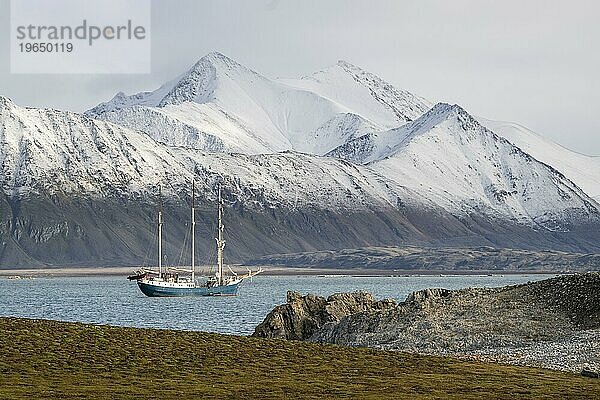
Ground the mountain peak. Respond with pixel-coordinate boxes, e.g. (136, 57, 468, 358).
(156, 51, 264, 107)
(195, 51, 242, 69)
(429, 102, 466, 116)
(204, 50, 229, 60)
(420, 102, 481, 130)
(187, 51, 262, 79)
(326, 102, 492, 164)
(336, 59, 364, 72)
(335, 60, 385, 82)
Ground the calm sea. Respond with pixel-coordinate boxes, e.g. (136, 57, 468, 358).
(0, 274, 555, 335)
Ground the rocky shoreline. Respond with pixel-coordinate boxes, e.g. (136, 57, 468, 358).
(253, 273, 600, 374)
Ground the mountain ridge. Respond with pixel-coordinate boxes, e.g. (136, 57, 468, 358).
(87, 53, 432, 156)
(477, 117, 600, 200)
(2, 53, 600, 267)
(364, 103, 600, 230)
(3, 97, 600, 267)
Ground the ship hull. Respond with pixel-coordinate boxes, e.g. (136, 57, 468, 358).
(137, 281, 239, 297)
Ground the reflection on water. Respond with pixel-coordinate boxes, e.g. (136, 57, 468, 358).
(0, 274, 555, 335)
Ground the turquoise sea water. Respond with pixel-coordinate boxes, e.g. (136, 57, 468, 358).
(0, 274, 555, 335)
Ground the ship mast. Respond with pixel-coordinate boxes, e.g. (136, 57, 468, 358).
(216, 185, 225, 286)
(191, 180, 195, 282)
(158, 187, 163, 278)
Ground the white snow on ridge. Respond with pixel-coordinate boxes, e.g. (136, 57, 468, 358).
(98, 103, 276, 154)
(478, 117, 600, 201)
(87, 52, 431, 156)
(1, 96, 184, 196)
(280, 60, 432, 129)
(89, 51, 599, 208)
(365, 103, 599, 229)
(0, 96, 416, 211)
(5, 51, 600, 229)
(3, 96, 597, 231)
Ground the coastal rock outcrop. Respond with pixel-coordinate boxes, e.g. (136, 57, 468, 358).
(252, 291, 396, 340)
(254, 273, 600, 372)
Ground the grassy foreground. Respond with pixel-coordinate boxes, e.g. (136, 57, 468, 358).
(0, 318, 597, 399)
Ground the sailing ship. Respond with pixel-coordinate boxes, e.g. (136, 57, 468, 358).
(130, 183, 262, 297)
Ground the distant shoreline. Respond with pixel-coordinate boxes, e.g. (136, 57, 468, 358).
(0, 266, 563, 278)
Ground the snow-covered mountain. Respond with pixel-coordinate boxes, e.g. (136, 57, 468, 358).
(0, 96, 411, 210)
(329, 103, 599, 231)
(86, 52, 431, 156)
(2, 52, 600, 266)
(477, 117, 600, 202)
(87, 52, 599, 202)
(0, 96, 442, 266)
(280, 60, 432, 127)
(3, 95, 600, 267)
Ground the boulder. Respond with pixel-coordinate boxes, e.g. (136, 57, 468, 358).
(252, 290, 396, 340)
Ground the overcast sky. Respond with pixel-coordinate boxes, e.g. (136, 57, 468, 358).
(1, 0, 598, 155)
